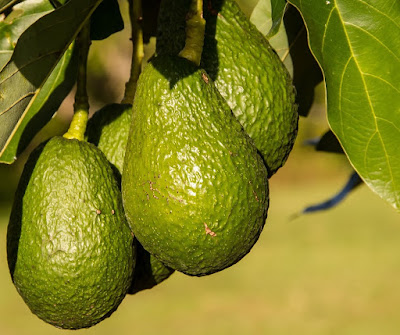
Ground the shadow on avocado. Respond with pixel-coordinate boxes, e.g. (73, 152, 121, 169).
(155, 0, 222, 86)
(7, 142, 45, 278)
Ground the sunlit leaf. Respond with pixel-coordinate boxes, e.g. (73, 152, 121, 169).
(289, 0, 400, 210)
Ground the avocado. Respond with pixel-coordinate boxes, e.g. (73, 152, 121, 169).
(157, 0, 298, 176)
(86, 103, 175, 293)
(7, 136, 135, 329)
(122, 55, 269, 276)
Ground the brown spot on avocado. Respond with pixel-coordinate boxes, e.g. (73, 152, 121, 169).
(204, 223, 216, 237)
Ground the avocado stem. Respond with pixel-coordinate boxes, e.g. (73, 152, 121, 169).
(178, 0, 205, 66)
(64, 23, 91, 141)
(122, 0, 144, 105)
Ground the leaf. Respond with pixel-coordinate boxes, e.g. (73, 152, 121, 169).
(0, 0, 102, 160)
(90, 0, 123, 41)
(0, 0, 53, 70)
(289, 0, 400, 210)
(142, 0, 161, 43)
(283, 5, 323, 117)
(250, 0, 292, 75)
(0, 43, 78, 163)
(267, 0, 286, 38)
(316, 130, 344, 154)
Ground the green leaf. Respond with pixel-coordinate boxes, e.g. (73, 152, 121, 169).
(250, 0, 292, 75)
(289, 0, 400, 210)
(0, 0, 53, 70)
(267, 0, 286, 38)
(0, 43, 78, 164)
(0, 0, 102, 161)
(90, 0, 123, 41)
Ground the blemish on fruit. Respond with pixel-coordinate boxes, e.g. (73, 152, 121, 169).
(204, 223, 216, 237)
(202, 72, 209, 84)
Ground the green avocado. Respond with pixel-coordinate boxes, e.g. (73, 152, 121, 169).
(157, 0, 298, 176)
(86, 103, 175, 293)
(122, 55, 269, 276)
(7, 136, 135, 329)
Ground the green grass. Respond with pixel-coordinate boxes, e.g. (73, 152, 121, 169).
(1, 178, 399, 335)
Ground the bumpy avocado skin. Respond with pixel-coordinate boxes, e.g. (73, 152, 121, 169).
(86, 104, 133, 174)
(7, 136, 135, 329)
(86, 104, 175, 293)
(157, 0, 298, 176)
(122, 55, 269, 276)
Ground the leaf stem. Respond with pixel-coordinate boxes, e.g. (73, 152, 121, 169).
(178, 0, 205, 66)
(64, 22, 91, 141)
(121, 0, 144, 104)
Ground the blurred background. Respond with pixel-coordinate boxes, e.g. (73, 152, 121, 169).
(1, 0, 400, 334)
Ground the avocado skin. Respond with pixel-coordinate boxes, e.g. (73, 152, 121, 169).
(86, 103, 175, 293)
(157, 0, 298, 176)
(7, 136, 135, 329)
(122, 55, 269, 276)
(86, 104, 133, 174)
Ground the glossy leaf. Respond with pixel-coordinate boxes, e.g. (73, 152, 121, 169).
(0, 0, 102, 160)
(0, 44, 78, 164)
(0, 0, 53, 70)
(289, 0, 400, 210)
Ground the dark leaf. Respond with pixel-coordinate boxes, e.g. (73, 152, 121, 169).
(0, 0, 103, 161)
(0, 0, 53, 70)
(284, 5, 323, 117)
(90, 0, 124, 41)
(316, 130, 344, 154)
(0, 43, 78, 163)
(267, 0, 286, 38)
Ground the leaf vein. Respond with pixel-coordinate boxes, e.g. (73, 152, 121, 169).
(0, 50, 59, 85)
(345, 22, 400, 63)
(334, 0, 395, 187)
(354, 0, 400, 30)
(364, 73, 400, 94)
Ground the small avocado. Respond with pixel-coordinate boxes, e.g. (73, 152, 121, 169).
(122, 55, 269, 276)
(157, 0, 298, 176)
(86, 103, 175, 293)
(7, 136, 135, 329)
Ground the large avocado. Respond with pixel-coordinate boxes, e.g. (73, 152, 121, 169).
(86, 103, 175, 293)
(122, 55, 269, 276)
(7, 136, 135, 329)
(157, 0, 298, 176)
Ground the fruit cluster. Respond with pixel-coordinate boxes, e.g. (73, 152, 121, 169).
(7, 0, 298, 329)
